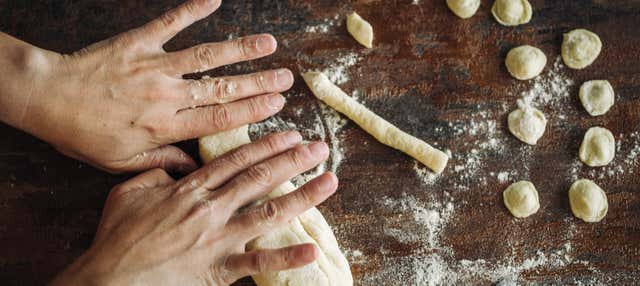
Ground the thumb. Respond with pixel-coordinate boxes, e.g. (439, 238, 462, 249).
(124, 145, 198, 173)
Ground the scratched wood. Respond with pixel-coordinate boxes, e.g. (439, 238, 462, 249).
(0, 1, 639, 285)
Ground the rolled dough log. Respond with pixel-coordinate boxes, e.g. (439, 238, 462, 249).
(199, 127, 353, 286)
(302, 71, 449, 174)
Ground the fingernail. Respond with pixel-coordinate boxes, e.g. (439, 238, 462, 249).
(256, 35, 276, 53)
(285, 131, 303, 145)
(308, 142, 329, 158)
(266, 94, 284, 110)
(275, 69, 293, 88)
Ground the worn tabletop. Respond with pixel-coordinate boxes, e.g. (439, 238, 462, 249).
(1, 0, 639, 285)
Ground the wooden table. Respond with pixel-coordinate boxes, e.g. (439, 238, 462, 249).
(1, 0, 638, 285)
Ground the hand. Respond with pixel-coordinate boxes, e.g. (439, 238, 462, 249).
(0, 0, 294, 173)
(50, 131, 337, 286)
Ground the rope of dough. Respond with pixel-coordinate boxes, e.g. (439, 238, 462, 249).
(199, 126, 353, 286)
(302, 71, 449, 174)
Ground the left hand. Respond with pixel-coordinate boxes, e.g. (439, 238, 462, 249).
(50, 132, 337, 286)
(0, 0, 293, 173)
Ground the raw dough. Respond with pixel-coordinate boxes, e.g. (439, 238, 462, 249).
(505, 45, 547, 80)
(561, 29, 602, 69)
(503, 181, 540, 218)
(579, 80, 615, 116)
(579, 127, 615, 167)
(508, 102, 547, 145)
(446, 0, 481, 19)
(199, 127, 353, 286)
(302, 71, 449, 174)
(346, 12, 373, 48)
(569, 179, 608, 223)
(491, 0, 532, 26)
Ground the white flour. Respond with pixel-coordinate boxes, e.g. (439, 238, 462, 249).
(303, 15, 340, 33)
(321, 52, 361, 85)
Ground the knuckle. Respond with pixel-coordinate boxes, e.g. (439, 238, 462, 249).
(235, 37, 252, 59)
(159, 11, 178, 28)
(246, 98, 264, 119)
(246, 164, 272, 187)
(194, 45, 217, 70)
(264, 134, 287, 153)
(251, 251, 270, 273)
(184, 1, 200, 18)
(253, 73, 268, 91)
(208, 105, 231, 130)
(260, 200, 280, 222)
(227, 147, 253, 168)
(286, 148, 308, 169)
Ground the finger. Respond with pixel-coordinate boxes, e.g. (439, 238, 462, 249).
(181, 69, 294, 108)
(118, 145, 197, 173)
(120, 168, 176, 190)
(172, 93, 285, 140)
(226, 172, 337, 241)
(176, 131, 302, 194)
(138, 0, 222, 45)
(163, 34, 277, 76)
(213, 142, 330, 215)
(223, 244, 318, 281)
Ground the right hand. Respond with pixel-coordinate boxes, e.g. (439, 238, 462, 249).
(0, 0, 293, 173)
(50, 131, 337, 286)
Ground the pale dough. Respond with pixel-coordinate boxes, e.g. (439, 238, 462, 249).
(199, 127, 353, 286)
(302, 71, 449, 174)
(508, 102, 547, 145)
(569, 179, 608, 223)
(446, 0, 481, 19)
(491, 0, 532, 26)
(346, 12, 373, 48)
(505, 45, 547, 80)
(579, 80, 614, 116)
(503, 181, 540, 218)
(561, 29, 602, 69)
(579, 127, 615, 167)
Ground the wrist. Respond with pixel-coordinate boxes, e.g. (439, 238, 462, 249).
(0, 32, 59, 132)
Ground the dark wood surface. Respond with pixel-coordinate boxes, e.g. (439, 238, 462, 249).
(1, 0, 639, 285)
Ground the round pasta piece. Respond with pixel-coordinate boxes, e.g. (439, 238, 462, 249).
(505, 45, 547, 80)
(447, 0, 481, 19)
(491, 0, 532, 26)
(579, 127, 615, 167)
(562, 29, 602, 69)
(503, 181, 540, 218)
(569, 179, 608, 223)
(579, 80, 614, 116)
(508, 103, 547, 145)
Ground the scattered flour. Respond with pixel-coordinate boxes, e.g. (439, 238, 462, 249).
(304, 15, 340, 33)
(518, 57, 574, 109)
(321, 52, 361, 85)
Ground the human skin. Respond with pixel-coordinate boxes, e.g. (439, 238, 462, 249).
(0, 0, 293, 173)
(50, 132, 338, 285)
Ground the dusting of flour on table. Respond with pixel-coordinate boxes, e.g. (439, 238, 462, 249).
(321, 52, 361, 85)
(304, 15, 340, 33)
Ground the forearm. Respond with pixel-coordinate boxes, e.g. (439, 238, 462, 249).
(0, 32, 58, 131)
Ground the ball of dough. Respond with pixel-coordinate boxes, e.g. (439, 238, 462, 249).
(346, 12, 374, 48)
(503, 181, 540, 218)
(562, 29, 602, 69)
(508, 103, 547, 145)
(579, 127, 615, 167)
(447, 0, 481, 19)
(505, 45, 547, 80)
(491, 0, 532, 26)
(579, 80, 615, 116)
(569, 179, 608, 223)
